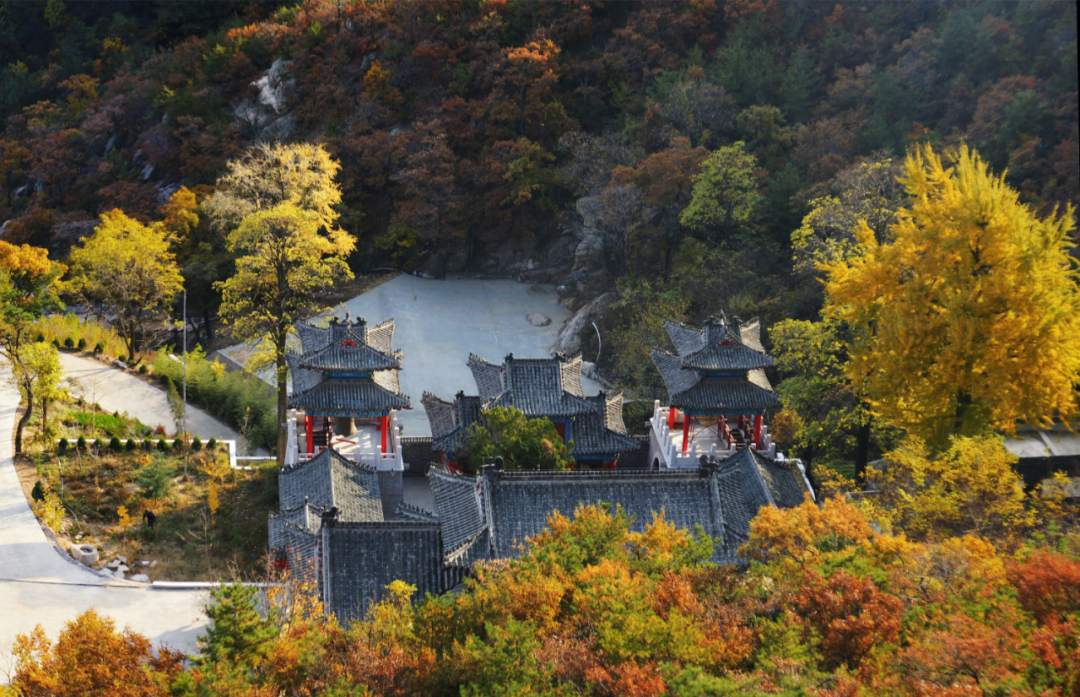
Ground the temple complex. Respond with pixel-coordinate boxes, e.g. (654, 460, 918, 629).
(648, 315, 779, 468)
(284, 314, 410, 475)
(421, 352, 640, 470)
(269, 311, 813, 623)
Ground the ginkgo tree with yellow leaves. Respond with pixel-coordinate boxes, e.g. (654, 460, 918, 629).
(66, 209, 184, 362)
(214, 144, 356, 462)
(822, 145, 1080, 450)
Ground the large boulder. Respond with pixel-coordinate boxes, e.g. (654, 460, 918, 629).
(555, 291, 616, 356)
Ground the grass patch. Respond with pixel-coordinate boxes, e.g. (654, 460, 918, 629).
(34, 313, 129, 359)
(19, 446, 273, 581)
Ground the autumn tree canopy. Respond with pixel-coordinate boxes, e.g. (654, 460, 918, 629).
(66, 209, 184, 362)
(822, 145, 1080, 449)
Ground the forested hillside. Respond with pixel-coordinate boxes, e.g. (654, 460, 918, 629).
(1, 0, 1075, 277)
(0, 0, 1077, 467)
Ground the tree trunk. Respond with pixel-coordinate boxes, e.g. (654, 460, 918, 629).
(854, 413, 872, 487)
(41, 397, 48, 433)
(276, 350, 288, 466)
(15, 381, 33, 454)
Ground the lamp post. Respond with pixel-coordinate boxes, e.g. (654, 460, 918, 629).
(182, 289, 188, 478)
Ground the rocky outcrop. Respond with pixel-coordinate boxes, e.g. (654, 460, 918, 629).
(554, 291, 616, 355)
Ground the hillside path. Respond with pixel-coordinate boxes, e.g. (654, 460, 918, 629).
(0, 364, 208, 667)
(57, 352, 258, 450)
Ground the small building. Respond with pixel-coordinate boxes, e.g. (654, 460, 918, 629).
(285, 314, 410, 489)
(429, 446, 815, 566)
(649, 316, 780, 469)
(268, 447, 463, 622)
(270, 445, 816, 622)
(422, 352, 640, 470)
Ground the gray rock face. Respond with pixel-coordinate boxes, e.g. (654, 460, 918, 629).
(129, 573, 150, 583)
(555, 292, 616, 356)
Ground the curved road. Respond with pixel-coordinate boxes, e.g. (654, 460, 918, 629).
(58, 352, 258, 449)
(1, 364, 208, 668)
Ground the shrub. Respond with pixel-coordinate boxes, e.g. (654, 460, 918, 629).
(76, 435, 87, 450)
(206, 437, 217, 451)
(77, 338, 87, 350)
(172, 438, 184, 453)
(154, 425, 166, 436)
(108, 436, 122, 451)
(51, 339, 60, 349)
(125, 438, 137, 451)
(35, 332, 44, 342)
(154, 346, 277, 452)
(192, 436, 203, 451)
(57, 437, 69, 454)
(137, 457, 175, 500)
(157, 438, 169, 452)
(32, 481, 46, 502)
(138, 364, 148, 374)
(94, 342, 104, 354)
(63, 337, 74, 348)
(93, 438, 105, 451)
(142, 439, 154, 452)
(118, 354, 127, 363)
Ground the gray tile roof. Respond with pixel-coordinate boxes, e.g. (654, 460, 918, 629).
(365, 318, 395, 355)
(663, 319, 773, 371)
(429, 467, 486, 552)
(298, 342, 401, 372)
(323, 521, 444, 623)
(270, 518, 320, 585)
(571, 394, 641, 458)
(671, 377, 780, 412)
(651, 350, 701, 395)
(287, 353, 324, 394)
(422, 391, 485, 455)
(269, 501, 324, 547)
(279, 447, 385, 522)
(490, 357, 596, 418)
(468, 354, 505, 401)
(290, 379, 411, 413)
(468, 353, 596, 418)
(480, 449, 813, 566)
(560, 354, 585, 397)
(482, 468, 730, 561)
(653, 350, 778, 411)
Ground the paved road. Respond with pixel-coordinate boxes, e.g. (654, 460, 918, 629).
(0, 366, 208, 665)
(58, 352, 262, 453)
(222, 276, 604, 437)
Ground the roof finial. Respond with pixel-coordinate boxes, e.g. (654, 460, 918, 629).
(344, 309, 350, 323)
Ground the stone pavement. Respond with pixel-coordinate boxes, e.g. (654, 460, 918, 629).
(222, 276, 605, 438)
(0, 365, 208, 668)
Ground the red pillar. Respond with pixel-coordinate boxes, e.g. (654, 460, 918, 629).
(753, 414, 763, 448)
(682, 414, 690, 452)
(305, 415, 314, 455)
(380, 415, 388, 453)
(668, 406, 676, 429)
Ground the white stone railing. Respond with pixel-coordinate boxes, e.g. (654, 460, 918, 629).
(288, 409, 403, 472)
(648, 399, 776, 467)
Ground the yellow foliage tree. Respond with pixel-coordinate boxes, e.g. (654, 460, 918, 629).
(216, 204, 354, 462)
(870, 435, 1035, 541)
(822, 145, 1080, 448)
(203, 142, 350, 244)
(66, 209, 184, 361)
